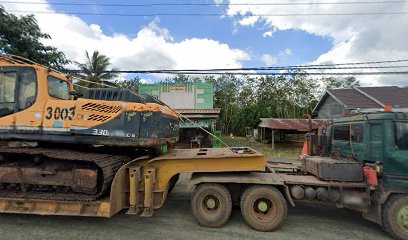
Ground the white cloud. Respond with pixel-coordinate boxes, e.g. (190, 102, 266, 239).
(223, 0, 408, 86)
(239, 16, 260, 26)
(140, 78, 153, 84)
(3, 0, 250, 78)
(213, 0, 225, 5)
(280, 48, 292, 57)
(262, 31, 274, 38)
(260, 54, 277, 66)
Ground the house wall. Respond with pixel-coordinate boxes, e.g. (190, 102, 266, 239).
(316, 95, 347, 119)
(138, 82, 214, 109)
(138, 83, 218, 147)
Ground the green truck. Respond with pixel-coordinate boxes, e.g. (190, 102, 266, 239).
(187, 111, 408, 240)
(306, 111, 408, 240)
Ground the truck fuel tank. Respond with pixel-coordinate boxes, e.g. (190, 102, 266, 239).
(302, 157, 363, 182)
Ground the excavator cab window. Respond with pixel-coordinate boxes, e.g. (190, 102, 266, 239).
(18, 68, 37, 110)
(0, 70, 17, 117)
(48, 76, 71, 100)
(0, 67, 37, 117)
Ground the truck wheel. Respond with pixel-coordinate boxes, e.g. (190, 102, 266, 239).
(383, 194, 408, 240)
(191, 183, 232, 228)
(240, 185, 287, 231)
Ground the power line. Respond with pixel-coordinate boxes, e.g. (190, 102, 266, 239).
(148, 71, 408, 75)
(93, 65, 408, 73)
(7, 10, 408, 17)
(73, 71, 408, 76)
(285, 58, 408, 67)
(65, 60, 408, 74)
(69, 69, 408, 76)
(66, 59, 408, 75)
(2, 1, 408, 7)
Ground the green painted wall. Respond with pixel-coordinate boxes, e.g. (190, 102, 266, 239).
(138, 82, 214, 109)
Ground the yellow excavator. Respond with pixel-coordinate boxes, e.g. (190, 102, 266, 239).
(0, 54, 179, 201)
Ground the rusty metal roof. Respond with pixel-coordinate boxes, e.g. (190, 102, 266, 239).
(258, 118, 328, 131)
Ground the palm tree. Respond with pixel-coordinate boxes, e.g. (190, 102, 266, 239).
(76, 50, 118, 88)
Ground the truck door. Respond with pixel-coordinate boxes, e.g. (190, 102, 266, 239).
(369, 124, 383, 163)
(332, 123, 366, 161)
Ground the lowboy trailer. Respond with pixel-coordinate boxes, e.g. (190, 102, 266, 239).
(0, 147, 266, 218)
(0, 146, 401, 239)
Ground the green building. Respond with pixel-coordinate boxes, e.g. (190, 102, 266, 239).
(139, 82, 220, 147)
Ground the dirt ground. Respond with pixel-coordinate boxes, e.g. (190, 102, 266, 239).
(0, 174, 392, 240)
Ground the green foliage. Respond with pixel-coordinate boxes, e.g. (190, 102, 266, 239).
(158, 73, 318, 135)
(0, 7, 69, 69)
(320, 76, 360, 89)
(75, 50, 118, 88)
(97, 70, 360, 137)
(114, 76, 141, 93)
(165, 74, 201, 83)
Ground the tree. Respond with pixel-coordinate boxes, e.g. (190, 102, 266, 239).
(320, 76, 360, 89)
(75, 50, 118, 88)
(114, 76, 141, 93)
(0, 7, 69, 69)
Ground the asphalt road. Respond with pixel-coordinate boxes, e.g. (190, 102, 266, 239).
(0, 174, 392, 240)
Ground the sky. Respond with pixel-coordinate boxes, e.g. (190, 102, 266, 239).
(2, 0, 408, 86)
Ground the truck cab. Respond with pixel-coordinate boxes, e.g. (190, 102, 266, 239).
(329, 112, 408, 193)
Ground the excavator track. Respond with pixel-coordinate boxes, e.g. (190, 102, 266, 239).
(0, 147, 132, 202)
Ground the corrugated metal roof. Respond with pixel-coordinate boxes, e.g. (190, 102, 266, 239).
(258, 118, 328, 131)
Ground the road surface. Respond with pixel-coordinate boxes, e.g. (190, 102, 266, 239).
(0, 174, 392, 240)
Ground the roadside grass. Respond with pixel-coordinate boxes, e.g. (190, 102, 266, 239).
(221, 135, 302, 160)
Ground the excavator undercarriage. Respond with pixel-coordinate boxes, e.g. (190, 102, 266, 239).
(0, 144, 136, 201)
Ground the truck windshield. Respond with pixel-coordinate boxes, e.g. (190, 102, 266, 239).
(395, 122, 408, 149)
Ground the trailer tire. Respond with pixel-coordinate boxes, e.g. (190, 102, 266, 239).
(168, 174, 180, 194)
(191, 183, 232, 228)
(240, 185, 287, 232)
(382, 194, 408, 240)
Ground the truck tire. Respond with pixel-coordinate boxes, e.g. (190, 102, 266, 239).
(191, 183, 232, 228)
(240, 185, 287, 231)
(382, 194, 408, 240)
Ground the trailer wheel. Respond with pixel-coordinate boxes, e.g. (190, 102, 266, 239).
(382, 194, 408, 240)
(168, 174, 180, 194)
(240, 185, 287, 231)
(191, 183, 232, 228)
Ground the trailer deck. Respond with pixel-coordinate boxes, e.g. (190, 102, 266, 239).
(0, 147, 266, 218)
